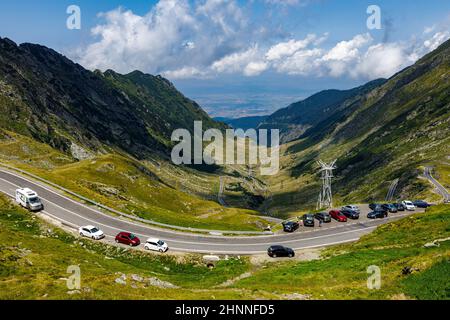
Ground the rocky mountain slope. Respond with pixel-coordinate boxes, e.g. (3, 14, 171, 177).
(258, 79, 386, 143)
(262, 38, 450, 212)
(0, 37, 223, 160)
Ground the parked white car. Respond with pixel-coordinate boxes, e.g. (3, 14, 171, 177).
(144, 238, 168, 253)
(342, 205, 360, 213)
(402, 200, 416, 211)
(15, 188, 43, 211)
(79, 225, 105, 240)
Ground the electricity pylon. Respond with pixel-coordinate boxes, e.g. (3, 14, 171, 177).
(317, 159, 337, 210)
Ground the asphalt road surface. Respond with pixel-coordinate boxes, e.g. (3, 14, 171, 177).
(0, 169, 422, 254)
(425, 166, 450, 203)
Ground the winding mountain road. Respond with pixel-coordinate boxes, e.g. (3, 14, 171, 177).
(0, 169, 420, 254)
(425, 166, 450, 203)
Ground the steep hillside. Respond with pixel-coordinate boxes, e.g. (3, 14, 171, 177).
(262, 38, 450, 213)
(259, 79, 386, 143)
(0, 37, 223, 160)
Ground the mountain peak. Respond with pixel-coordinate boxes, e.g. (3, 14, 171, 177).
(0, 37, 18, 48)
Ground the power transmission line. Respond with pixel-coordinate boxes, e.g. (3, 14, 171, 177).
(317, 159, 337, 210)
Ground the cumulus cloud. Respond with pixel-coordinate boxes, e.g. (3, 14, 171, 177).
(78, 0, 253, 76)
(264, 30, 449, 79)
(266, 34, 319, 61)
(75, 0, 450, 81)
(351, 43, 409, 79)
(322, 34, 372, 62)
(244, 61, 269, 76)
(423, 31, 450, 51)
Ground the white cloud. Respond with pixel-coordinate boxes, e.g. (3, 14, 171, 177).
(265, 30, 449, 80)
(322, 34, 372, 62)
(423, 31, 450, 51)
(78, 0, 253, 76)
(266, 34, 318, 61)
(162, 66, 209, 79)
(423, 25, 436, 34)
(75, 0, 450, 81)
(351, 43, 407, 79)
(272, 48, 323, 75)
(244, 61, 268, 76)
(211, 46, 260, 74)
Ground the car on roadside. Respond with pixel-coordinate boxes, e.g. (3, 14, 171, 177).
(394, 203, 406, 211)
(413, 200, 431, 208)
(282, 221, 300, 232)
(367, 210, 388, 219)
(329, 210, 347, 222)
(314, 212, 332, 223)
(144, 238, 169, 253)
(267, 245, 295, 258)
(301, 214, 315, 227)
(341, 209, 360, 220)
(342, 205, 360, 214)
(115, 232, 141, 247)
(381, 203, 398, 213)
(402, 200, 416, 211)
(369, 203, 381, 211)
(79, 225, 105, 240)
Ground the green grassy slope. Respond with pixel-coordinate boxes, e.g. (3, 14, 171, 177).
(0, 130, 269, 231)
(0, 194, 260, 300)
(1, 194, 448, 300)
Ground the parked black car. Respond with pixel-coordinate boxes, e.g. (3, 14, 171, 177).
(267, 245, 295, 258)
(282, 221, 299, 233)
(341, 209, 360, 220)
(314, 212, 332, 223)
(367, 210, 388, 219)
(301, 214, 315, 227)
(369, 203, 381, 211)
(382, 204, 398, 213)
(394, 203, 405, 211)
(413, 200, 431, 208)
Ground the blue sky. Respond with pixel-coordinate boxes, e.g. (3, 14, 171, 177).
(1, 0, 449, 117)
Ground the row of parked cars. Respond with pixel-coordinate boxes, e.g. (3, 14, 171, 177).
(78, 226, 169, 253)
(369, 200, 431, 212)
(273, 200, 432, 257)
(282, 200, 431, 232)
(282, 205, 362, 232)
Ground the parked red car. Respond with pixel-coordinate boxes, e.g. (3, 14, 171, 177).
(329, 210, 347, 222)
(115, 232, 141, 246)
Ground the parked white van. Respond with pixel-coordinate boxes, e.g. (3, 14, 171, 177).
(15, 188, 43, 211)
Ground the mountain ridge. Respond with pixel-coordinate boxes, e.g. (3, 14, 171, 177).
(258, 78, 387, 143)
(0, 37, 224, 161)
